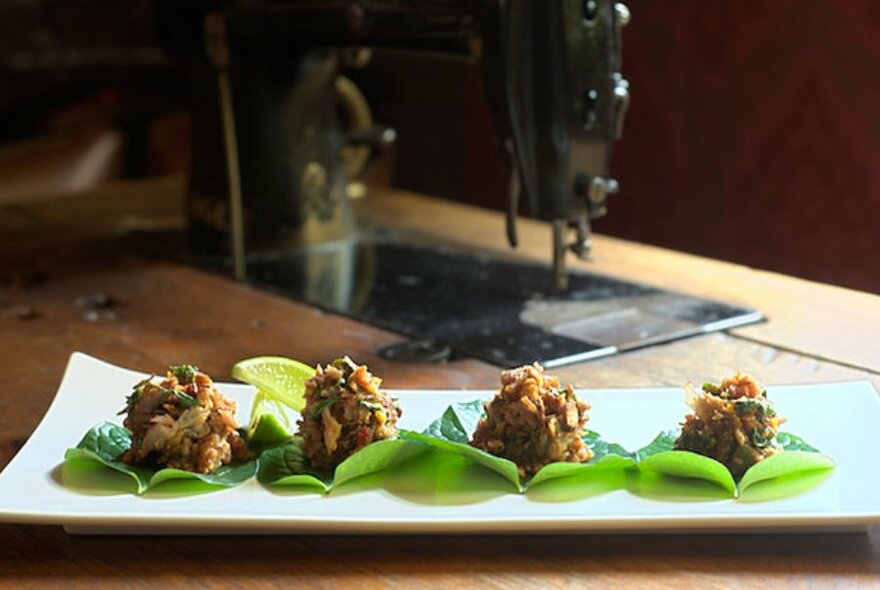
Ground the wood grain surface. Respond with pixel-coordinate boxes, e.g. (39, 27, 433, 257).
(1, 182, 879, 588)
(0, 525, 878, 589)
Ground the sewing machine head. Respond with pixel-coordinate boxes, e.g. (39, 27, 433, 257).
(190, 0, 630, 289)
(181, 2, 765, 368)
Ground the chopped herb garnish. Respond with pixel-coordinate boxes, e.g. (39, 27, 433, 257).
(141, 381, 202, 410)
(735, 398, 776, 418)
(117, 376, 152, 416)
(173, 390, 200, 408)
(750, 428, 772, 449)
(159, 384, 200, 409)
(309, 396, 337, 418)
(358, 400, 384, 412)
(169, 365, 199, 384)
(339, 357, 359, 371)
(702, 382, 720, 395)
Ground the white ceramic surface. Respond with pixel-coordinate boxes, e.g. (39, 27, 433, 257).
(0, 352, 877, 535)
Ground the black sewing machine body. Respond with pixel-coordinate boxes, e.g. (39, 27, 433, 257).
(188, 0, 629, 286)
(175, 1, 762, 367)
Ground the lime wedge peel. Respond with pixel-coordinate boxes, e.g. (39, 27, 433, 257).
(250, 392, 295, 430)
(231, 356, 316, 413)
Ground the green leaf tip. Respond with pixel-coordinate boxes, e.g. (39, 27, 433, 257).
(257, 436, 426, 493)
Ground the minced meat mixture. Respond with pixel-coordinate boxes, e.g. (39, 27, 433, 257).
(298, 357, 401, 471)
(120, 365, 248, 474)
(470, 363, 593, 478)
(675, 372, 785, 478)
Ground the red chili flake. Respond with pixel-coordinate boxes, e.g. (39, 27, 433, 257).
(356, 426, 371, 447)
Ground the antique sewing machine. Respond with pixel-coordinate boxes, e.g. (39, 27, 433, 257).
(183, 0, 761, 366)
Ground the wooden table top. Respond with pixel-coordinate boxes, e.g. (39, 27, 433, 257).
(1, 180, 878, 588)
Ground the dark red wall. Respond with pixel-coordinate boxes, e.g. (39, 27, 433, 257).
(378, 0, 880, 293)
(596, 0, 880, 293)
(5, 2, 875, 292)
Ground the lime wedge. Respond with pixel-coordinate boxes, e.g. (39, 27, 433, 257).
(248, 411, 294, 449)
(250, 391, 295, 430)
(231, 356, 315, 412)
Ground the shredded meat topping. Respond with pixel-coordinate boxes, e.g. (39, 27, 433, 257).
(471, 363, 593, 478)
(120, 367, 248, 474)
(297, 357, 401, 471)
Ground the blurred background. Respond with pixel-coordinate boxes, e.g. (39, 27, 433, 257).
(2, 0, 879, 293)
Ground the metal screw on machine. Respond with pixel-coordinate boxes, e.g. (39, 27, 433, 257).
(566, 175, 620, 262)
(583, 0, 599, 21)
(582, 89, 599, 130)
(587, 176, 620, 218)
(615, 2, 631, 26)
(613, 74, 630, 140)
(569, 213, 593, 260)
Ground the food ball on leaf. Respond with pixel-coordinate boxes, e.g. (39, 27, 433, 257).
(120, 365, 248, 474)
(675, 372, 785, 478)
(297, 357, 401, 471)
(470, 363, 593, 478)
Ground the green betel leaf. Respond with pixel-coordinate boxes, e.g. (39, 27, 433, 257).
(333, 439, 426, 488)
(583, 429, 635, 462)
(406, 399, 522, 490)
(147, 460, 258, 488)
(630, 431, 739, 498)
(63, 447, 152, 494)
(257, 437, 330, 491)
(636, 451, 737, 496)
(633, 430, 736, 497)
(257, 437, 423, 492)
(403, 399, 522, 491)
(79, 421, 132, 458)
(633, 431, 677, 460)
(738, 451, 836, 495)
(65, 422, 152, 494)
(527, 455, 636, 489)
(399, 429, 523, 492)
(65, 422, 257, 495)
(738, 434, 834, 501)
(422, 399, 484, 444)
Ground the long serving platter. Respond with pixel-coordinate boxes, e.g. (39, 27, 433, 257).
(0, 352, 877, 535)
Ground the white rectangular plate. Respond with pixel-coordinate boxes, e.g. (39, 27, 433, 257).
(0, 352, 878, 535)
